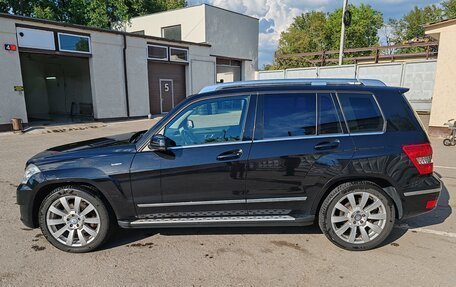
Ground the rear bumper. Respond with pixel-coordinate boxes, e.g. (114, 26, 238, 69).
(401, 174, 442, 219)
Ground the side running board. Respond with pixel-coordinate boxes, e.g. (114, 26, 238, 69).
(118, 215, 314, 228)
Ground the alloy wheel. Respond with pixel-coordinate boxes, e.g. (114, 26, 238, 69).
(330, 192, 387, 244)
(46, 196, 101, 247)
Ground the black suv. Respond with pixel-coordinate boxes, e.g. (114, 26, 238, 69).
(17, 79, 441, 252)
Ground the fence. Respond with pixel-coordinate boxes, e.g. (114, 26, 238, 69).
(256, 60, 437, 112)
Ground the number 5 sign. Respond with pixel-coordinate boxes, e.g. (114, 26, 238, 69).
(159, 79, 174, 113)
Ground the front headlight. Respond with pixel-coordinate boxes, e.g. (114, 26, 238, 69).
(21, 164, 40, 184)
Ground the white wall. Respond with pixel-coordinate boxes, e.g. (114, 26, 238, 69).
(205, 5, 258, 80)
(217, 66, 241, 82)
(357, 63, 403, 86)
(0, 17, 28, 126)
(319, 65, 356, 78)
(188, 45, 216, 94)
(89, 32, 128, 119)
(257, 60, 438, 112)
(124, 5, 206, 43)
(125, 4, 259, 81)
(0, 15, 220, 127)
(125, 36, 150, 117)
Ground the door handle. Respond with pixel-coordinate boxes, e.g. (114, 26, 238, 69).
(314, 139, 340, 150)
(217, 149, 243, 161)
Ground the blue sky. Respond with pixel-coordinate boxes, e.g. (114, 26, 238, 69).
(188, 0, 443, 67)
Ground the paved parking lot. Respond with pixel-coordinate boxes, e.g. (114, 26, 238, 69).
(0, 119, 455, 286)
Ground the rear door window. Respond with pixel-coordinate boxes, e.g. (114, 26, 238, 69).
(337, 93, 384, 133)
(262, 93, 317, 139)
(318, 93, 343, 135)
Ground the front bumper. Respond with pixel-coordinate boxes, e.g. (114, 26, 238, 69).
(401, 174, 442, 219)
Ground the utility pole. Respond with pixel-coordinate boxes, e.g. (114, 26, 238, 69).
(338, 0, 349, 65)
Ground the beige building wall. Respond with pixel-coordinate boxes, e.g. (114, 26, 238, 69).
(426, 21, 456, 128)
(124, 5, 206, 43)
(0, 17, 28, 127)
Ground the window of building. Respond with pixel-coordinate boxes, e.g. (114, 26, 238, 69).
(164, 96, 249, 147)
(16, 27, 56, 50)
(263, 93, 317, 139)
(57, 33, 91, 54)
(161, 25, 182, 41)
(318, 93, 343, 135)
(170, 47, 188, 62)
(338, 93, 384, 133)
(147, 44, 168, 61)
(216, 58, 242, 67)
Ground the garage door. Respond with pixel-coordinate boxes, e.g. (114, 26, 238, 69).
(148, 62, 186, 114)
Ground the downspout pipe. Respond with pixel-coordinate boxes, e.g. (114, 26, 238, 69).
(123, 34, 130, 118)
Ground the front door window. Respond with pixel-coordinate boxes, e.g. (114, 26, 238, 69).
(163, 96, 250, 147)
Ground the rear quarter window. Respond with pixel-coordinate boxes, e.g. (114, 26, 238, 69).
(378, 93, 418, 132)
(338, 93, 384, 133)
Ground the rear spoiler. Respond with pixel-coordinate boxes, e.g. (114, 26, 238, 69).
(398, 87, 410, 94)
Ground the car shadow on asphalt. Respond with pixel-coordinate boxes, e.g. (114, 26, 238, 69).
(101, 178, 452, 251)
(101, 224, 323, 251)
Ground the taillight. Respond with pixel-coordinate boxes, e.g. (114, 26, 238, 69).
(402, 143, 433, 175)
(425, 199, 438, 209)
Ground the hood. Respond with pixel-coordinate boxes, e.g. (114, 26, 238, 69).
(27, 131, 144, 166)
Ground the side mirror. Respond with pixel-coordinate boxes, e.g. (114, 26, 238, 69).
(149, 134, 167, 151)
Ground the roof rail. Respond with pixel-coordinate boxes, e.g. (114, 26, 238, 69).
(198, 78, 387, 94)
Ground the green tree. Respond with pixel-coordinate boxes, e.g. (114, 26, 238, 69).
(389, 5, 444, 44)
(273, 4, 383, 69)
(325, 4, 383, 50)
(0, 0, 187, 29)
(273, 11, 327, 68)
(442, 0, 456, 18)
(0, 0, 35, 15)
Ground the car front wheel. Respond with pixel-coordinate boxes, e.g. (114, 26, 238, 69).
(319, 181, 395, 251)
(39, 186, 111, 253)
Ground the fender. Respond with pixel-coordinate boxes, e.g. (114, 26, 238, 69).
(29, 166, 136, 221)
(310, 174, 403, 219)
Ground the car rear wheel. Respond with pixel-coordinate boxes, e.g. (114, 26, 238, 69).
(39, 186, 111, 253)
(319, 181, 395, 251)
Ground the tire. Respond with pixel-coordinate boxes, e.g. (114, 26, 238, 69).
(318, 181, 395, 251)
(443, 139, 451, 146)
(39, 186, 112, 253)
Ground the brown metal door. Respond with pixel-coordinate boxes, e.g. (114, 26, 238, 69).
(160, 79, 174, 113)
(148, 62, 186, 114)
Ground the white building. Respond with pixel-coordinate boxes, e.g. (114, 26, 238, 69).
(0, 4, 259, 132)
(123, 4, 259, 84)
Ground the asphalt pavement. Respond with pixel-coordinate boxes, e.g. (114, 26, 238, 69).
(0, 119, 455, 286)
